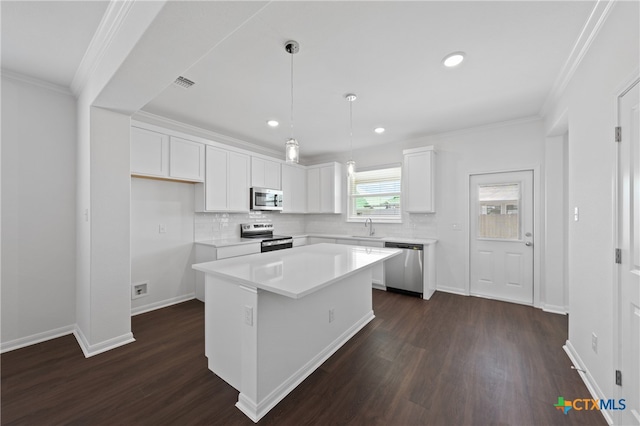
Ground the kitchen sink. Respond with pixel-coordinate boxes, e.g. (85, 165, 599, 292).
(351, 235, 383, 239)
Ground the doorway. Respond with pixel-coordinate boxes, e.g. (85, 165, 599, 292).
(615, 78, 639, 426)
(469, 170, 534, 305)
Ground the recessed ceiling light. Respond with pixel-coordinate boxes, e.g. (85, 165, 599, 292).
(267, 120, 279, 127)
(442, 52, 465, 68)
(374, 127, 385, 134)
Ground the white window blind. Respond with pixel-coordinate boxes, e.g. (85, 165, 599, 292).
(348, 166, 402, 222)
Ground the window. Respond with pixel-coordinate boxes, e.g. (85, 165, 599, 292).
(348, 166, 402, 222)
(477, 183, 521, 240)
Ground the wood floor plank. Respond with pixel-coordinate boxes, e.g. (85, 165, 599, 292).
(1, 291, 606, 425)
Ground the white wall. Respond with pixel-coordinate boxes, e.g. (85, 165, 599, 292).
(308, 118, 552, 303)
(131, 178, 196, 314)
(544, 0, 639, 406)
(1, 74, 77, 350)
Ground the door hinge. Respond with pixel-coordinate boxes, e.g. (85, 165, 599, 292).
(615, 248, 622, 264)
(615, 126, 622, 142)
(616, 370, 622, 386)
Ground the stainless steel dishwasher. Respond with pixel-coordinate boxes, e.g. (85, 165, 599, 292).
(384, 242, 424, 297)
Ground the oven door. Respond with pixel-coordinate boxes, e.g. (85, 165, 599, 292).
(251, 187, 283, 211)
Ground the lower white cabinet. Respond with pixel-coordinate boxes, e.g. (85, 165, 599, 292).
(196, 146, 250, 212)
(194, 242, 260, 300)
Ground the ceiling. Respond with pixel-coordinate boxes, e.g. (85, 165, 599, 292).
(2, 1, 597, 162)
(1, 1, 109, 88)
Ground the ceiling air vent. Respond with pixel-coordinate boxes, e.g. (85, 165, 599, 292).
(174, 76, 195, 89)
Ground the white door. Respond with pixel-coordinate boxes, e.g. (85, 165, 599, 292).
(617, 79, 640, 426)
(470, 171, 534, 305)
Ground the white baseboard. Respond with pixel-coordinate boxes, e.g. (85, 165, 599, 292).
(436, 286, 468, 296)
(74, 326, 135, 358)
(0, 324, 75, 353)
(131, 293, 196, 316)
(235, 310, 376, 423)
(563, 340, 613, 425)
(542, 304, 568, 315)
(372, 283, 386, 291)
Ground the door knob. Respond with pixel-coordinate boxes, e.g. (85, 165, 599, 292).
(525, 241, 532, 246)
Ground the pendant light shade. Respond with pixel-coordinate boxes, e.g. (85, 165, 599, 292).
(346, 93, 357, 176)
(285, 138, 299, 163)
(285, 40, 300, 163)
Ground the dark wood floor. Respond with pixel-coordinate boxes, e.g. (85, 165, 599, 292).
(2, 291, 605, 426)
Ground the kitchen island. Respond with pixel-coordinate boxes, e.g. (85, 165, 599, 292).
(192, 243, 400, 422)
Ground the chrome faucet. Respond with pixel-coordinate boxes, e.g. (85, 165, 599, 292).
(365, 218, 375, 236)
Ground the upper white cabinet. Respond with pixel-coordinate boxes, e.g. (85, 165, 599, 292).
(195, 145, 250, 212)
(131, 127, 169, 178)
(251, 157, 281, 189)
(403, 146, 435, 213)
(281, 164, 307, 213)
(169, 137, 205, 182)
(131, 127, 204, 182)
(306, 162, 344, 214)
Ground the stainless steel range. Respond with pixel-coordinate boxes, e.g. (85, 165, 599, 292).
(240, 223, 293, 253)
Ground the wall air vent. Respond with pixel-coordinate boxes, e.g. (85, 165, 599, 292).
(174, 76, 195, 89)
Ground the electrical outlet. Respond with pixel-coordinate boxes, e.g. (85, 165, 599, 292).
(592, 333, 598, 353)
(159, 224, 167, 234)
(329, 308, 335, 323)
(131, 282, 148, 299)
(244, 306, 253, 326)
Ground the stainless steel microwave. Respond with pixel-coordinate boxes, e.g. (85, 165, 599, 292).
(250, 187, 283, 211)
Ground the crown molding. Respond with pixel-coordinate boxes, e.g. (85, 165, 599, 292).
(132, 110, 284, 159)
(70, 0, 137, 96)
(539, 0, 617, 117)
(1, 68, 74, 97)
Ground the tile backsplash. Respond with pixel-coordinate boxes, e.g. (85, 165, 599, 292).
(195, 211, 436, 241)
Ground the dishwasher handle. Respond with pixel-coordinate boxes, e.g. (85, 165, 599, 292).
(385, 242, 424, 251)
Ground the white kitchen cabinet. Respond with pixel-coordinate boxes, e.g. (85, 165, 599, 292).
(251, 157, 281, 189)
(306, 162, 343, 214)
(281, 164, 307, 213)
(194, 242, 260, 301)
(403, 146, 435, 213)
(307, 237, 336, 245)
(292, 236, 307, 247)
(131, 127, 169, 178)
(131, 127, 204, 182)
(195, 146, 250, 212)
(169, 136, 205, 182)
(359, 240, 385, 288)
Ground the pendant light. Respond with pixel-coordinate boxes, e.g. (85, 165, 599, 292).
(346, 93, 357, 176)
(284, 40, 300, 163)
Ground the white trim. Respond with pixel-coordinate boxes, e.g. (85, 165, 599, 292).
(539, 0, 617, 116)
(235, 310, 375, 423)
(435, 286, 468, 297)
(132, 111, 284, 160)
(563, 341, 614, 425)
(612, 72, 640, 424)
(73, 326, 135, 358)
(541, 304, 567, 315)
(0, 69, 73, 97)
(0, 325, 75, 354)
(131, 294, 196, 316)
(70, 0, 137, 96)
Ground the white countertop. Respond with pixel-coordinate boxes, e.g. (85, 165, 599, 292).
(195, 233, 437, 248)
(192, 243, 401, 299)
